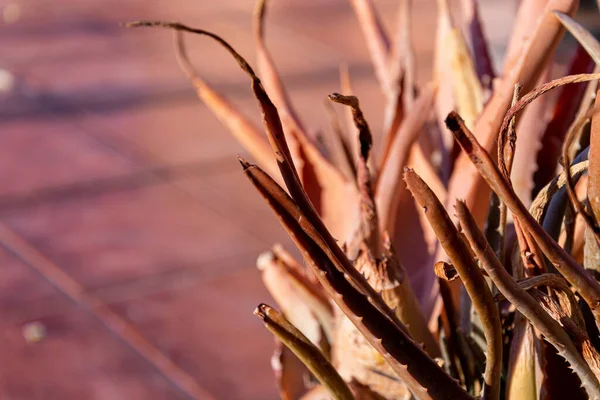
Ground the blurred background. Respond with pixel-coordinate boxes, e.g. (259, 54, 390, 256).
(0, 0, 597, 399)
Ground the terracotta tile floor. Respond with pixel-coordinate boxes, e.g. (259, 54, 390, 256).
(3, 0, 592, 399)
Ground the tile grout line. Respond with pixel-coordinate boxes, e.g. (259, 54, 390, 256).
(0, 221, 216, 400)
(0, 157, 239, 212)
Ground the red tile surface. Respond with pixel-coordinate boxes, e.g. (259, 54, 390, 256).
(0, 182, 268, 291)
(0, 118, 137, 197)
(0, 308, 188, 400)
(109, 267, 279, 400)
(0, 247, 69, 325)
(79, 99, 254, 166)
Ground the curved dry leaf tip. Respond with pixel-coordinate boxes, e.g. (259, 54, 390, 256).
(329, 92, 372, 161)
(254, 0, 268, 36)
(499, 73, 600, 142)
(125, 21, 258, 78)
(329, 93, 359, 108)
(553, 11, 600, 65)
(254, 303, 270, 320)
(237, 156, 252, 170)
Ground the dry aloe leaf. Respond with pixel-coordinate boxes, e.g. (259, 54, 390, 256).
(456, 201, 600, 399)
(499, 74, 600, 145)
(447, 111, 600, 319)
(339, 64, 361, 167)
(349, 0, 392, 94)
(348, 237, 440, 359)
(511, 67, 552, 207)
(447, 26, 483, 131)
(300, 380, 390, 400)
(560, 105, 600, 268)
(254, 0, 309, 140)
(485, 85, 521, 272)
(405, 170, 502, 400)
(254, 0, 359, 241)
(507, 229, 538, 400)
(323, 99, 357, 181)
(554, 11, 600, 65)
(153, 21, 413, 338)
(584, 112, 600, 276)
(326, 106, 440, 392)
(241, 159, 472, 400)
(255, 304, 354, 400)
(257, 248, 334, 345)
(530, 160, 590, 224)
(272, 342, 311, 400)
(376, 82, 441, 311)
(506, 314, 537, 400)
(586, 97, 600, 273)
(376, 82, 438, 237)
(459, 0, 495, 91)
(171, 31, 279, 178)
(381, 0, 415, 161)
(534, 47, 596, 195)
(445, 0, 578, 229)
(328, 93, 379, 254)
(542, 153, 590, 249)
(433, 0, 457, 151)
(333, 294, 412, 399)
(531, 288, 600, 381)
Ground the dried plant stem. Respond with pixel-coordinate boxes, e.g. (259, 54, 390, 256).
(323, 100, 356, 180)
(349, 0, 392, 94)
(339, 64, 361, 165)
(381, 0, 414, 153)
(329, 93, 381, 255)
(456, 202, 600, 399)
(127, 22, 412, 335)
(255, 304, 353, 400)
(376, 82, 437, 236)
(170, 31, 278, 177)
(530, 160, 590, 223)
(254, 0, 308, 139)
(242, 160, 472, 400)
(446, 112, 600, 319)
(495, 274, 577, 303)
(586, 93, 600, 272)
(500, 73, 600, 138)
(444, 0, 578, 233)
(257, 248, 334, 343)
(404, 170, 501, 400)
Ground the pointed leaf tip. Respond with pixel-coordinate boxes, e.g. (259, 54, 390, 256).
(237, 156, 252, 170)
(444, 111, 462, 131)
(254, 303, 269, 319)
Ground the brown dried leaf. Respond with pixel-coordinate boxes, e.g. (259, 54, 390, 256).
(255, 304, 354, 400)
(376, 82, 438, 237)
(445, 0, 579, 229)
(456, 201, 600, 398)
(405, 172, 502, 400)
(446, 112, 600, 319)
(349, 0, 392, 94)
(257, 248, 334, 344)
(272, 342, 311, 400)
(242, 160, 472, 400)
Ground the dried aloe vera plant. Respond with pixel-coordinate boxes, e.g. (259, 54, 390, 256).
(128, 1, 600, 399)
